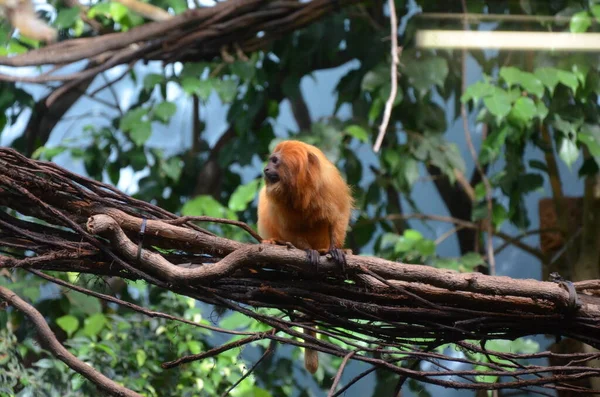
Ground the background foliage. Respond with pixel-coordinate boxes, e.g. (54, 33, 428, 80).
(2, 0, 600, 396)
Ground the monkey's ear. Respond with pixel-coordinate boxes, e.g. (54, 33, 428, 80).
(307, 152, 320, 167)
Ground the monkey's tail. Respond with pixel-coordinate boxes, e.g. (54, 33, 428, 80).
(304, 328, 319, 374)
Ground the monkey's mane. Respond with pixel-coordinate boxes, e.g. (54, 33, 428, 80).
(267, 140, 351, 223)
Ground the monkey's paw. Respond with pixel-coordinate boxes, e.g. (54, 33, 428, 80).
(328, 248, 348, 277)
(305, 249, 320, 272)
(261, 239, 296, 249)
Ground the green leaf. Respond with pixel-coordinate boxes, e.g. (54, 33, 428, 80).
(578, 124, 600, 160)
(182, 195, 236, 219)
(71, 373, 85, 391)
(65, 291, 101, 315)
(368, 97, 384, 123)
(161, 157, 182, 181)
(535, 101, 549, 120)
(87, 3, 111, 18)
(215, 79, 238, 103)
(230, 60, 256, 82)
(592, 5, 600, 20)
(510, 97, 537, 125)
(136, 349, 147, 367)
(181, 77, 213, 100)
(55, 7, 81, 29)
(460, 252, 484, 271)
(130, 122, 152, 146)
(344, 125, 369, 143)
(187, 340, 202, 354)
(482, 88, 511, 119)
(534, 67, 560, 94)
(120, 107, 147, 131)
(31, 146, 67, 160)
(492, 203, 508, 228)
(559, 138, 579, 168)
(404, 229, 423, 241)
(404, 56, 449, 95)
(398, 156, 419, 189)
(556, 70, 579, 93)
(95, 343, 117, 364)
(83, 313, 107, 338)
(380, 233, 401, 250)
(361, 64, 389, 92)
(479, 126, 508, 164)
(219, 312, 252, 329)
(228, 179, 260, 212)
(570, 11, 592, 33)
(34, 359, 56, 369)
(415, 239, 435, 256)
(109, 2, 128, 21)
(143, 73, 165, 91)
(529, 159, 548, 172)
(461, 81, 495, 103)
(553, 115, 580, 136)
(154, 101, 177, 123)
(518, 173, 544, 193)
(499, 67, 544, 97)
(56, 315, 79, 338)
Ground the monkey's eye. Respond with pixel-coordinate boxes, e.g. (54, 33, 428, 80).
(270, 156, 278, 164)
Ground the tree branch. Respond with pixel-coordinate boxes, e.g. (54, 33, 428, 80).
(0, 286, 143, 397)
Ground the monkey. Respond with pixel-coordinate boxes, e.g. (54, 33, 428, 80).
(256, 139, 354, 374)
(0, 0, 57, 43)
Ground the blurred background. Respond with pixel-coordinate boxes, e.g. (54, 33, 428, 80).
(1, 0, 599, 396)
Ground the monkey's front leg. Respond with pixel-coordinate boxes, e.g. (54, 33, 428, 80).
(261, 239, 297, 250)
(320, 225, 348, 277)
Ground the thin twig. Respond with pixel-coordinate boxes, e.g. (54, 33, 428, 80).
(164, 215, 262, 242)
(27, 269, 257, 336)
(161, 331, 274, 369)
(328, 351, 356, 397)
(221, 340, 276, 397)
(364, 212, 545, 260)
(373, 0, 401, 153)
(435, 225, 466, 245)
(460, 0, 496, 276)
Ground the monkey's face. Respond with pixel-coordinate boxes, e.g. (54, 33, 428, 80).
(263, 153, 281, 185)
(263, 141, 320, 195)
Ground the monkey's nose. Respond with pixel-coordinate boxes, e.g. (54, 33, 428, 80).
(263, 167, 279, 183)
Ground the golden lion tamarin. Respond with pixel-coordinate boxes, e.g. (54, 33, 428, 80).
(257, 139, 354, 374)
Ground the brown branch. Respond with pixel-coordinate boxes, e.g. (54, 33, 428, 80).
(328, 351, 355, 397)
(221, 340, 275, 397)
(2, 146, 600, 394)
(163, 215, 262, 242)
(27, 269, 257, 336)
(0, 0, 364, 81)
(161, 331, 273, 369)
(85, 213, 584, 312)
(372, 213, 546, 260)
(540, 124, 572, 249)
(0, 286, 143, 397)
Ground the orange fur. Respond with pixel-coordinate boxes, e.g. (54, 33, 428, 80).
(257, 140, 353, 250)
(257, 139, 354, 374)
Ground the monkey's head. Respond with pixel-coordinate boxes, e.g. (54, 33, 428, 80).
(263, 140, 322, 199)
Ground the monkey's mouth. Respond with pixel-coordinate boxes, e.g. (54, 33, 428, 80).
(263, 170, 280, 184)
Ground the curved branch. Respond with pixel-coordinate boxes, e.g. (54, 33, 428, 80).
(0, 286, 143, 397)
(0, 0, 364, 81)
(85, 214, 592, 317)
